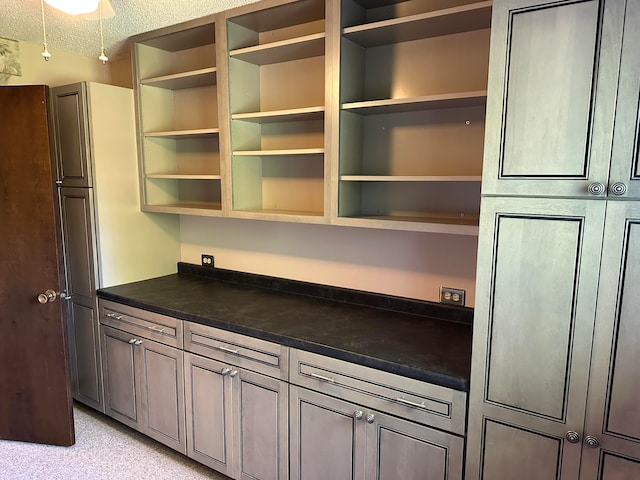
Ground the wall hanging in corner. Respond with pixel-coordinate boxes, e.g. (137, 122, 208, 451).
(0, 37, 22, 77)
(40, 0, 113, 63)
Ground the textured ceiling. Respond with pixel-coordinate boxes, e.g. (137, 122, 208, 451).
(0, 0, 259, 60)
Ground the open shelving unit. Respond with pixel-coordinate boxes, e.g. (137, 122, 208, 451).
(132, 18, 223, 215)
(225, 0, 329, 221)
(336, 0, 491, 235)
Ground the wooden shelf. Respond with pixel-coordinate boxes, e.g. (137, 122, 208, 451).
(146, 174, 222, 180)
(233, 148, 324, 156)
(232, 208, 325, 218)
(229, 33, 325, 65)
(143, 202, 223, 215)
(341, 175, 482, 182)
(141, 67, 217, 90)
(336, 215, 480, 236)
(342, 91, 487, 114)
(343, 1, 492, 48)
(144, 128, 220, 138)
(232, 106, 324, 123)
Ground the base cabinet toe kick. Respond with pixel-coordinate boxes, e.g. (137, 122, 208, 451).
(98, 298, 467, 480)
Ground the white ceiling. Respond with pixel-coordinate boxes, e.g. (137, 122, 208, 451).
(0, 0, 258, 60)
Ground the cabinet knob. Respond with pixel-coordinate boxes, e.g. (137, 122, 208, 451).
(565, 431, 581, 443)
(366, 413, 375, 424)
(609, 182, 627, 196)
(134, 340, 142, 346)
(229, 370, 238, 377)
(128, 338, 137, 344)
(588, 182, 606, 195)
(354, 410, 364, 420)
(221, 367, 231, 376)
(584, 436, 600, 449)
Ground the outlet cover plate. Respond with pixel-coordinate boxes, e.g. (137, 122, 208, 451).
(440, 287, 465, 306)
(201, 254, 214, 268)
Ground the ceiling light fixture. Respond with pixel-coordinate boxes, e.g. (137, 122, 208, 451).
(39, 0, 111, 64)
(44, 0, 99, 15)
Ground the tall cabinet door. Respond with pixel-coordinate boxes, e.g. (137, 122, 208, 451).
(481, 0, 624, 198)
(608, 0, 640, 199)
(59, 186, 103, 411)
(51, 83, 92, 188)
(579, 201, 640, 479)
(466, 196, 606, 480)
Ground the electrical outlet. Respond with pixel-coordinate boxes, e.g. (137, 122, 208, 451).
(440, 287, 465, 306)
(201, 254, 215, 268)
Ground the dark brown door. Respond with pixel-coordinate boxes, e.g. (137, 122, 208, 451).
(0, 85, 74, 446)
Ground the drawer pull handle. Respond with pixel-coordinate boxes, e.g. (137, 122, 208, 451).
(147, 324, 165, 333)
(310, 372, 335, 383)
(395, 397, 426, 409)
(106, 313, 123, 320)
(219, 346, 240, 355)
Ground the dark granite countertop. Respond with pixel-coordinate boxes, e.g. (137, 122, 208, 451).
(97, 263, 473, 391)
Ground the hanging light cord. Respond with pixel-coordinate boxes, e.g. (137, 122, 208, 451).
(40, 0, 51, 61)
(98, 0, 108, 63)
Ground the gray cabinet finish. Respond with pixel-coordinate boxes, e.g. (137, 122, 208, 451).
(101, 323, 186, 454)
(58, 187, 103, 411)
(183, 324, 289, 480)
(468, 0, 640, 478)
(184, 352, 234, 477)
(579, 201, 640, 478)
(481, 0, 626, 198)
(290, 386, 365, 480)
(51, 83, 92, 188)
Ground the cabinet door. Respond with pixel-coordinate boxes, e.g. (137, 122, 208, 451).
(67, 302, 102, 411)
(59, 187, 103, 411)
(234, 368, 288, 480)
(51, 83, 92, 187)
(466, 197, 607, 480)
(101, 325, 138, 430)
(580, 201, 640, 479)
(138, 338, 185, 454)
(290, 386, 366, 480)
(365, 410, 464, 480)
(184, 352, 235, 478)
(608, 0, 640, 200)
(482, 0, 624, 197)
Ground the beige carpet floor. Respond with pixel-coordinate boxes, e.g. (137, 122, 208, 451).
(0, 403, 229, 479)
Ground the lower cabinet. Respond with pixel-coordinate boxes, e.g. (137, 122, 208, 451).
(99, 300, 186, 454)
(290, 386, 464, 480)
(98, 299, 466, 480)
(184, 352, 289, 480)
(289, 349, 466, 480)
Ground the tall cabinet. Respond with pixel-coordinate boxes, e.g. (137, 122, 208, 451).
(466, 0, 640, 478)
(51, 82, 180, 412)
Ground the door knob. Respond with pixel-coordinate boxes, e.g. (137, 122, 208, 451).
(37, 289, 58, 304)
(37, 290, 71, 304)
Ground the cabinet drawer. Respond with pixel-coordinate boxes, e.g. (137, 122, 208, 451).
(184, 322, 288, 381)
(290, 349, 466, 435)
(99, 299, 182, 348)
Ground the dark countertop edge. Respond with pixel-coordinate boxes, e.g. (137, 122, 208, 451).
(177, 262, 474, 325)
(97, 288, 470, 392)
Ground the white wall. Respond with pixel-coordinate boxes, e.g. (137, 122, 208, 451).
(180, 216, 478, 306)
(0, 40, 111, 87)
